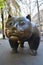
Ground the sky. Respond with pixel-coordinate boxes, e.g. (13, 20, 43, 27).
(31, 0, 43, 17)
(16, 0, 43, 17)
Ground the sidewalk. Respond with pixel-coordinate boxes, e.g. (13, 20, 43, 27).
(40, 35, 43, 42)
(0, 36, 43, 65)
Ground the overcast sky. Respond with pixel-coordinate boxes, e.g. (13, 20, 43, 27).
(16, 0, 43, 17)
(31, 0, 43, 17)
(0, 0, 43, 21)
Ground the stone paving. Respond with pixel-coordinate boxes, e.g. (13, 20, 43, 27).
(0, 38, 43, 65)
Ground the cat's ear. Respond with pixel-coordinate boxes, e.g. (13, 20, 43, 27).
(8, 14, 12, 19)
(26, 14, 31, 21)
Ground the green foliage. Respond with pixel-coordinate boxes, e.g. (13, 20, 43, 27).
(0, 0, 6, 8)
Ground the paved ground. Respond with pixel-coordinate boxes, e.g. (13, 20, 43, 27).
(0, 38, 43, 65)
